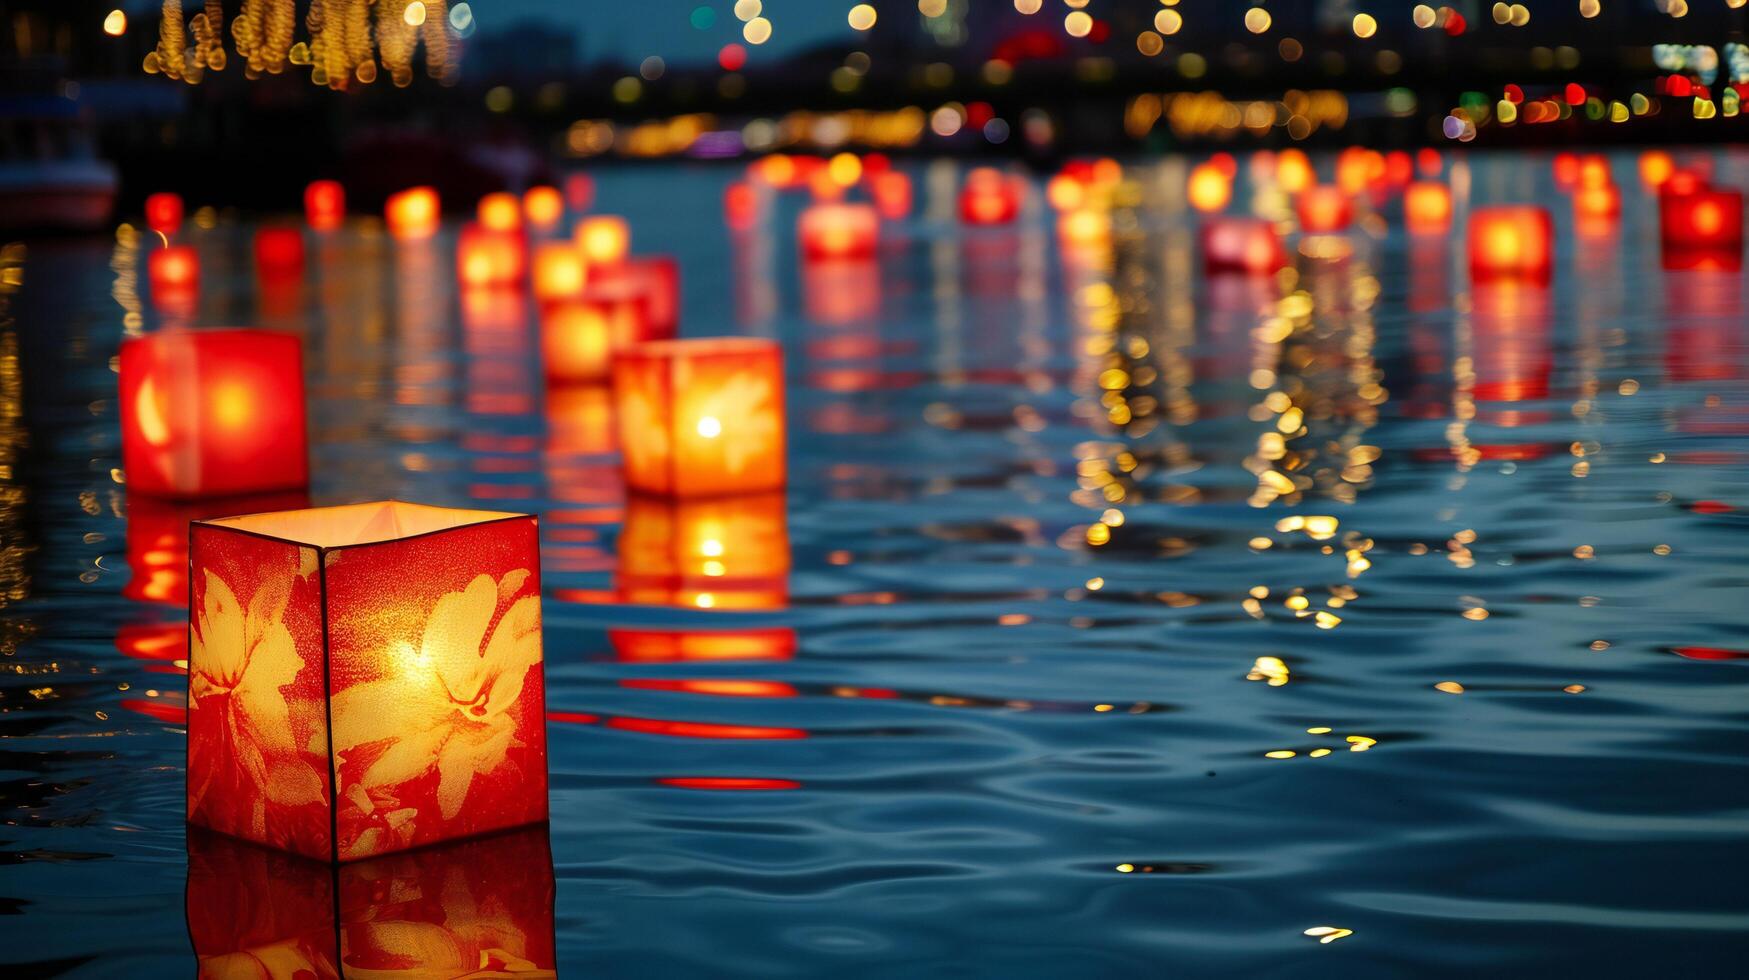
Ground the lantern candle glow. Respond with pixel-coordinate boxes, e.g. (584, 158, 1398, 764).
(253, 227, 306, 282)
(148, 245, 201, 311)
(958, 168, 1023, 226)
(617, 492, 789, 610)
(386, 186, 441, 240)
(1467, 206, 1554, 284)
(456, 224, 527, 288)
(1296, 185, 1353, 233)
(576, 215, 631, 267)
(1660, 186, 1743, 269)
(594, 255, 681, 339)
(303, 180, 345, 232)
(187, 501, 548, 862)
(798, 203, 879, 261)
(477, 192, 522, 234)
(120, 329, 308, 499)
(613, 338, 785, 497)
(146, 192, 185, 236)
(1404, 181, 1453, 235)
(1200, 217, 1288, 275)
(541, 281, 661, 384)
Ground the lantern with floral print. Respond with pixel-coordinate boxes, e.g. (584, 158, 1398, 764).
(612, 338, 785, 497)
(187, 501, 548, 862)
(120, 329, 308, 500)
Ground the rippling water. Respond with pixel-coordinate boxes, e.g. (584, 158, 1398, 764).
(2, 154, 1747, 977)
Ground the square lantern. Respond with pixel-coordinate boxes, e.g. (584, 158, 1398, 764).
(477, 192, 523, 234)
(799, 203, 878, 261)
(594, 255, 681, 338)
(304, 180, 345, 232)
(120, 329, 308, 500)
(1404, 181, 1452, 235)
(187, 501, 547, 862)
(187, 823, 555, 976)
(959, 167, 1023, 225)
(456, 224, 527, 289)
(1296, 185, 1353, 233)
(148, 245, 200, 315)
(146, 191, 184, 236)
(1467, 206, 1553, 284)
(1200, 216, 1287, 275)
(541, 281, 662, 384)
(575, 215, 630, 266)
(1660, 186, 1743, 270)
(253, 227, 306, 282)
(612, 338, 786, 497)
(869, 170, 912, 220)
(386, 187, 441, 241)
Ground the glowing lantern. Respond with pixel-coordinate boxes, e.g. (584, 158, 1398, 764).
(1057, 208, 1112, 251)
(531, 242, 588, 302)
(595, 255, 681, 338)
(120, 329, 308, 499)
(575, 215, 630, 267)
(1187, 162, 1232, 213)
(522, 186, 564, 232)
(612, 338, 785, 497)
(1552, 152, 1582, 192)
(1335, 147, 1383, 196)
(148, 245, 200, 313)
(187, 501, 547, 862)
(1573, 181, 1621, 224)
(1200, 217, 1287, 275)
(1404, 181, 1453, 235)
(798, 203, 879, 261)
(540, 281, 659, 384)
(1046, 173, 1087, 212)
(187, 820, 554, 974)
(617, 492, 789, 610)
(1467, 206, 1554, 284)
(869, 170, 913, 220)
(253, 227, 305, 282)
(476, 192, 523, 234)
(959, 167, 1022, 225)
(1275, 149, 1315, 194)
(385, 187, 441, 240)
(303, 180, 346, 232)
(1639, 151, 1675, 189)
(456, 224, 527, 289)
(564, 172, 595, 212)
(1660, 186, 1743, 270)
(146, 192, 184, 236)
(1296, 185, 1353, 233)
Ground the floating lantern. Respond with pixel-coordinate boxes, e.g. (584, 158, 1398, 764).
(1639, 151, 1675, 189)
(613, 338, 785, 497)
(1573, 181, 1621, 225)
(724, 181, 762, 232)
(798, 203, 879, 261)
(564, 172, 595, 212)
(456, 224, 527, 289)
(477, 192, 523, 233)
(1467, 206, 1554, 284)
(148, 245, 200, 312)
(1404, 181, 1453, 235)
(120, 329, 308, 499)
(253, 227, 305, 282)
(531, 242, 588, 302)
(187, 501, 547, 862)
(523, 185, 564, 232)
(617, 492, 789, 610)
(1275, 149, 1315, 194)
(595, 255, 681, 338)
(145, 192, 184, 236)
(1335, 147, 1383, 197)
(1057, 208, 1112, 251)
(1187, 162, 1233, 213)
(575, 215, 630, 267)
(869, 170, 913, 220)
(1046, 173, 1087, 212)
(187, 824, 555, 975)
(1200, 217, 1287, 275)
(1552, 152, 1582, 192)
(1296, 185, 1353, 233)
(1660, 186, 1743, 270)
(959, 168, 1023, 226)
(541, 281, 659, 384)
(385, 186, 440, 240)
(303, 180, 345, 232)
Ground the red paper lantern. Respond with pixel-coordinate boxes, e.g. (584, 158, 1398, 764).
(456, 224, 527, 288)
(385, 187, 441, 240)
(253, 227, 305, 282)
(148, 245, 200, 313)
(1404, 181, 1453, 235)
(616, 492, 789, 610)
(1574, 182, 1620, 221)
(120, 329, 309, 499)
(303, 180, 345, 232)
(1296, 185, 1353, 233)
(1467, 206, 1554, 284)
(798, 203, 878, 261)
(477, 192, 523, 233)
(594, 255, 681, 339)
(869, 170, 913, 220)
(188, 501, 547, 861)
(612, 338, 785, 497)
(1058, 209, 1112, 253)
(187, 823, 554, 974)
(145, 192, 184, 236)
(531, 242, 588, 302)
(1660, 186, 1743, 270)
(540, 281, 661, 384)
(575, 215, 630, 267)
(523, 185, 564, 232)
(1200, 217, 1287, 275)
(959, 167, 1022, 226)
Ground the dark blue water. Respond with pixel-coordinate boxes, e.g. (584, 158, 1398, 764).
(2, 154, 1747, 977)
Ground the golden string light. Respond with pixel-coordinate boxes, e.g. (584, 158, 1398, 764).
(147, 0, 453, 86)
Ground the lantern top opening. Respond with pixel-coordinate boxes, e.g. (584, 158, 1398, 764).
(198, 500, 530, 551)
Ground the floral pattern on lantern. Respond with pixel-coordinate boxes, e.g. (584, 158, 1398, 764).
(613, 338, 786, 497)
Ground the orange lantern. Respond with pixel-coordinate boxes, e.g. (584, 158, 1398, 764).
(187, 501, 547, 862)
(1046, 173, 1087, 212)
(148, 245, 200, 313)
(959, 167, 1022, 225)
(869, 170, 913, 220)
(1639, 150, 1675, 190)
(1187, 162, 1232, 214)
(303, 180, 346, 232)
(575, 215, 630, 267)
(595, 255, 681, 338)
(564, 172, 595, 212)
(385, 186, 441, 240)
(522, 185, 564, 232)
(1404, 181, 1453, 235)
(531, 242, 588, 302)
(145, 192, 184, 236)
(1057, 208, 1112, 251)
(253, 226, 305, 282)
(1467, 206, 1554, 284)
(1200, 217, 1287, 275)
(1660, 186, 1743, 270)
(1275, 149, 1315, 194)
(1573, 181, 1621, 223)
(798, 203, 879, 261)
(616, 492, 789, 610)
(121, 329, 308, 499)
(477, 192, 523, 233)
(613, 338, 785, 497)
(456, 223, 527, 289)
(540, 281, 659, 384)
(187, 823, 555, 975)
(1296, 185, 1353, 233)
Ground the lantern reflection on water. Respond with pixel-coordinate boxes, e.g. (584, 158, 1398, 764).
(253, 227, 305, 282)
(869, 169, 913, 220)
(187, 824, 555, 978)
(613, 338, 786, 497)
(541, 280, 660, 384)
(120, 329, 307, 499)
(145, 192, 184, 236)
(616, 492, 789, 610)
(124, 490, 309, 606)
(385, 186, 441, 240)
(594, 255, 681, 339)
(1296, 185, 1353, 233)
(1404, 182, 1453, 235)
(303, 180, 346, 232)
(1200, 217, 1287, 275)
(959, 167, 1023, 225)
(523, 185, 564, 233)
(1467, 206, 1553, 284)
(187, 501, 547, 862)
(799, 202, 879, 261)
(576, 214, 631, 267)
